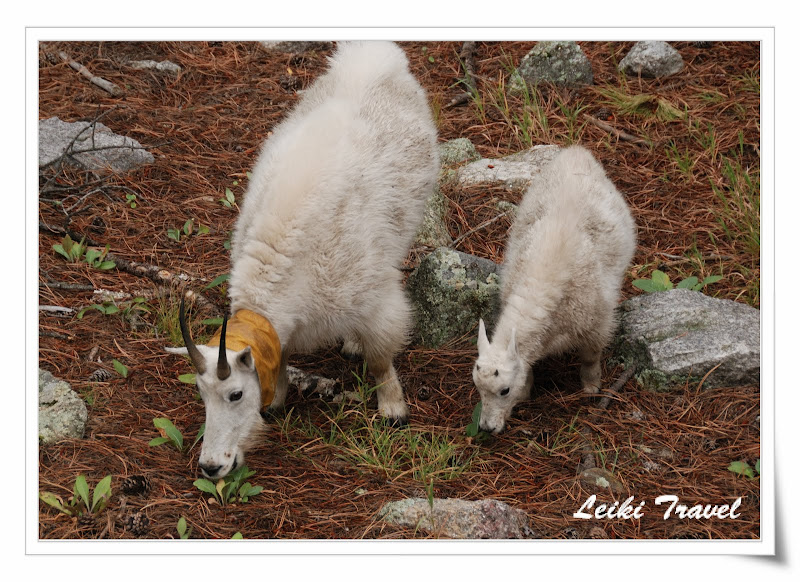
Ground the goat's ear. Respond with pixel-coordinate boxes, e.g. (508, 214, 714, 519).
(477, 319, 490, 354)
(507, 328, 518, 358)
(236, 346, 255, 370)
(165, 346, 190, 356)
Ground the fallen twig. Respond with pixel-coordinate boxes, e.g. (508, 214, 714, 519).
(597, 364, 637, 411)
(585, 114, 650, 146)
(55, 50, 123, 96)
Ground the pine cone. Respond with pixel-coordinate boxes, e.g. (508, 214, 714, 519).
(595, 107, 612, 121)
(121, 475, 151, 496)
(88, 368, 112, 382)
(693, 41, 713, 49)
(124, 512, 150, 537)
(588, 526, 608, 539)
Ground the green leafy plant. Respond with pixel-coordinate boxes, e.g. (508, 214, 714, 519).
(39, 474, 112, 517)
(53, 234, 87, 263)
(77, 301, 120, 319)
(178, 373, 197, 385)
(84, 244, 116, 270)
(728, 459, 760, 479)
(232, 532, 244, 539)
(220, 187, 236, 209)
(193, 465, 263, 506)
(112, 359, 129, 378)
(125, 193, 138, 208)
(633, 270, 723, 293)
(176, 516, 192, 539)
(168, 219, 210, 243)
(149, 418, 205, 452)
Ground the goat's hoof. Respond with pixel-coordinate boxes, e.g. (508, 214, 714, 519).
(340, 349, 361, 362)
(383, 416, 409, 429)
(582, 385, 600, 395)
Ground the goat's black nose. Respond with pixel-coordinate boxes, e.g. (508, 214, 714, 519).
(200, 463, 222, 478)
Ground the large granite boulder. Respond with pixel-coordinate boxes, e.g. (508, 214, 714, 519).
(455, 145, 560, 191)
(614, 289, 760, 391)
(407, 248, 501, 348)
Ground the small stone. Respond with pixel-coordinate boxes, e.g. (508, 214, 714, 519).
(128, 59, 181, 74)
(260, 41, 333, 54)
(619, 41, 684, 78)
(512, 41, 594, 91)
(378, 497, 533, 539)
(39, 369, 88, 444)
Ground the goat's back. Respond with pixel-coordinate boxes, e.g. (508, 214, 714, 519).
(228, 41, 439, 348)
(500, 146, 636, 355)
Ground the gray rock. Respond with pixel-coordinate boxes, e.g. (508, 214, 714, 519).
(511, 41, 593, 90)
(614, 289, 760, 391)
(407, 248, 501, 348)
(128, 59, 182, 74)
(619, 41, 684, 78)
(456, 145, 560, 191)
(439, 138, 480, 167)
(415, 186, 452, 248)
(39, 117, 154, 173)
(378, 497, 534, 539)
(260, 41, 333, 53)
(39, 368, 88, 444)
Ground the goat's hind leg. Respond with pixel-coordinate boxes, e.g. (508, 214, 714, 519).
(578, 345, 602, 395)
(356, 295, 410, 425)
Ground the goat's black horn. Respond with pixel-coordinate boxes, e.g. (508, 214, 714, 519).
(179, 295, 206, 375)
(217, 311, 231, 380)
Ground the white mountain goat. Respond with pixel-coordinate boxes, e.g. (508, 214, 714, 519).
(472, 145, 636, 434)
(168, 42, 439, 479)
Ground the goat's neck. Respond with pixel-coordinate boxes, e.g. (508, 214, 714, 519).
(494, 294, 548, 364)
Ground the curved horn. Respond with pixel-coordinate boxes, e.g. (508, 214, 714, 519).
(217, 311, 231, 380)
(179, 295, 206, 375)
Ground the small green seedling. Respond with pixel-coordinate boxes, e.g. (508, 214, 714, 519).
(232, 532, 244, 539)
(84, 244, 116, 270)
(77, 301, 120, 319)
(178, 373, 196, 385)
(149, 417, 204, 453)
(53, 234, 87, 263)
(203, 273, 230, 291)
(112, 359, 129, 379)
(39, 474, 112, 517)
(465, 402, 491, 442)
(728, 459, 760, 480)
(193, 465, 263, 506)
(126, 193, 138, 208)
(176, 516, 192, 539)
(220, 187, 236, 209)
(633, 270, 723, 293)
(168, 219, 209, 242)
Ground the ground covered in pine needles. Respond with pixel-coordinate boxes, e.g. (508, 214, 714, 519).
(37, 41, 761, 540)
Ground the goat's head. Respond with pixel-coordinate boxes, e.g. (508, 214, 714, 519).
(471, 318, 532, 435)
(166, 298, 280, 479)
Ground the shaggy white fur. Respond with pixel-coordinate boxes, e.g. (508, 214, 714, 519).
(176, 41, 439, 479)
(472, 145, 636, 434)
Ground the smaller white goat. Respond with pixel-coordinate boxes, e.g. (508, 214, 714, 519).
(168, 41, 439, 479)
(472, 145, 636, 434)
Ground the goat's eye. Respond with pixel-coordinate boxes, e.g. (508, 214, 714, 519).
(500, 387, 510, 396)
(229, 391, 243, 402)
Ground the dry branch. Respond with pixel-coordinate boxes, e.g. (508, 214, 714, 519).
(55, 50, 123, 97)
(585, 114, 650, 146)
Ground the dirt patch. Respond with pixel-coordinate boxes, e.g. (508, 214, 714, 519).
(38, 41, 760, 540)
